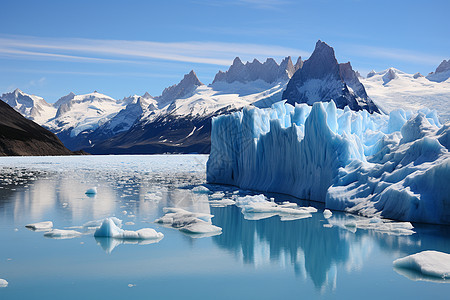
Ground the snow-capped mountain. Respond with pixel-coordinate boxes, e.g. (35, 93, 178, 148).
(0, 89, 56, 124)
(212, 56, 302, 84)
(156, 70, 204, 109)
(45, 91, 130, 149)
(282, 40, 379, 113)
(426, 59, 450, 82)
(361, 67, 450, 122)
(86, 61, 294, 154)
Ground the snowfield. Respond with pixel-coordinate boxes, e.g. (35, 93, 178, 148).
(361, 68, 450, 122)
(207, 100, 450, 225)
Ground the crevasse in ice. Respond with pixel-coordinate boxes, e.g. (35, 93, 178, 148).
(206, 100, 450, 224)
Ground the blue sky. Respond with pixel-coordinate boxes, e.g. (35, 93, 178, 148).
(1, 0, 449, 102)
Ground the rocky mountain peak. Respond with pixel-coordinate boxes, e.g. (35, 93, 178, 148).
(426, 59, 450, 82)
(282, 40, 379, 113)
(294, 56, 303, 71)
(157, 70, 203, 108)
(435, 59, 450, 73)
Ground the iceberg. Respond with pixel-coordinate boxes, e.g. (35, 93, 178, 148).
(44, 229, 82, 239)
(94, 218, 164, 240)
(25, 221, 53, 231)
(393, 251, 450, 281)
(155, 207, 222, 236)
(207, 100, 450, 225)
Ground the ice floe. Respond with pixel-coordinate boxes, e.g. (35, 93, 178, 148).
(208, 199, 236, 207)
(393, 250, 450, 282)
(155, 207, 222, 237)
(94, 218, 163, 240)
(235, 194, 317, 221)
(328, 216, 415, 235)
(192, 185, 211, 194)
(44, 229, 82, 239)
(25, 221, 53, 231)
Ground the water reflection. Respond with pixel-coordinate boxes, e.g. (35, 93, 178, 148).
(211, 205, 450, 289)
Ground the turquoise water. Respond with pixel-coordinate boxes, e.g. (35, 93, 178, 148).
(0, 155, 449, 299)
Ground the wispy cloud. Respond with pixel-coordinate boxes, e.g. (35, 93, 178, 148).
(347, 44, 444, 66)
(0, 35, 307, 66)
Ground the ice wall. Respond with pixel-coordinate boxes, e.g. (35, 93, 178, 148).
(206, 101, 450, 224)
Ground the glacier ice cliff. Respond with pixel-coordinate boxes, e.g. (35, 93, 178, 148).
(206, 100, 450, 225)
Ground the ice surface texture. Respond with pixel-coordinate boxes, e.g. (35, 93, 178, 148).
(207, 100, 450, 224)
(394, 251, 450, 280)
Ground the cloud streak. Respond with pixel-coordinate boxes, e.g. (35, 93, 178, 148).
(0, 35, 308, 66)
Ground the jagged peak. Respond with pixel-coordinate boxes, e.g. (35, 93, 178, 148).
(294, 56, 303, 70)
(182, 70, 203, 86)
(435, 59, 450, 73)
(142, 92, 152, 98)
(413, 72, 424, 79)
(232, 57, 243, 66)
(367, 70, 376, 78)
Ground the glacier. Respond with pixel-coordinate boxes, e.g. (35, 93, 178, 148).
(206, 100, 450, 225)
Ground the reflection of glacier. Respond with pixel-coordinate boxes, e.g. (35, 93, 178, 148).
(211, 206, 450, 289)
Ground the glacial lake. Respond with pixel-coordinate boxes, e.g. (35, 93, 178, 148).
(0, 155, 449, 299)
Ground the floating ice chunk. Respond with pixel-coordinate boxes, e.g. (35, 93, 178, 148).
(235, 194, 316, 221)
(94, 218, 163, 240)
(0, 279, 7, 288)
(210, 192, 225, 199)
(209, 199, 236, 207)
(155, 207, 222, 237)
(44, 229, 82, 239)
(323, 209, 333, 219)
(192, 185, 211, 194)
(125, 222, 135, 226)
(25, 221, 53, 231)
(330, 216, 415, 235)
(95, 236, 161, 254)
(85, 187, 97, 195)
(393, 251, 450, 280)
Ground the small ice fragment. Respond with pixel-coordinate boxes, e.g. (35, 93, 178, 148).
(25, 221, 53, 231)
(85, 187, 97, 195)
(393, 251, 450, 280)
(14, 228, 18, 232)
(323, 209, 333, 219)
(122, 210, 128, 215)
(44, 229, 82, 239)
(323, 224, 333, 228)
(210, 192, 225, 199)
(209, 199, 236, 207)
(0, 279, 8, 288)
(125, 222, 135, 226)
(128, 284, 136, 288)
(192, 185, 211, 194)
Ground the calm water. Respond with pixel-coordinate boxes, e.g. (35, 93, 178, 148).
(0, 155, 449, 299)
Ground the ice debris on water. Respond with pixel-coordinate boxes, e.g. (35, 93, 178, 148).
(0, 279, 8, 288)
(323, 209, 333, 219)
(235, 194, 317, 221)
(209, 199, 236, 207)
(329, 216, 415, 235)
(192, 185, 211, 194)
(94, 218, 163, 240)
(207, 100, 450, 225)
(44, 229, 82, 239)
(25, 221, 53, 231)
(85, 187, 97, 195)
(393, 251, 450, 281)
(155, 207, 222, 237)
